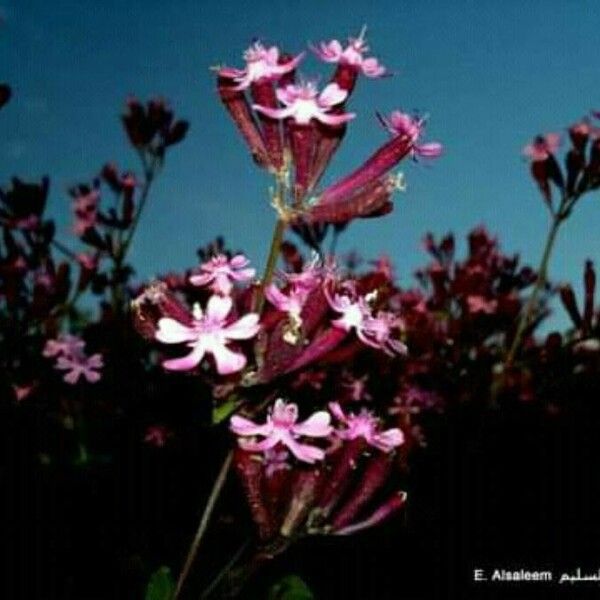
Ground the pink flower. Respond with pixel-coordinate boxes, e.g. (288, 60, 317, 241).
(55, 352, 103, 384)
(466, 295, 498, 315)
(325, 287, 407, 355)
(313, 27, 387, 78)
(76, 252, 98, 271)
(253, 82, 355, 127)
(43, 334, 85, 358)
(378, 111, 443, 159)
(265, 283, 308, 317)
(155, 295, 260, 374)
(230, 398, 332, 463)
(329, 402, 404, 452)
(522, 133, 561, 162)
(219, 41, 303, 91)
(189, 254, 256, 295)
(72, 190, 99, 235)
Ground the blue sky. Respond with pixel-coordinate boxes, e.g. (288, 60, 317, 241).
(2, 0, 600, 329)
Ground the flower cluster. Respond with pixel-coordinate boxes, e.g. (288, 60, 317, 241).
(43, 333, 103, 384)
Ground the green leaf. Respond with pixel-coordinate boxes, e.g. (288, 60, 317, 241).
(267, 575, 314, 600)
(145, 566, 175, 600)
(212, 395, 240, 425)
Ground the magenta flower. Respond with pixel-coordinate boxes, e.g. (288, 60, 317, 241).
(378, 111, 443, 159)
(522, 133, 561, 162)
(230, 399, 332, 463)
(265, 283, 308, 317)
(219, 41, 303, 91)
(254, 82, 355, 127)
(72, 190, 99, 235)
(313, 27, 387, 78)
(155, 295, 260, 374)
(325, 287, 407, 355)
(55, 352, 103, 385)
(329, 402, 404, 453)
(43, 334, 85, 358)
(189, 254, 256, 295)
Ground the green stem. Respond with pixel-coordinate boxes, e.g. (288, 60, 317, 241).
(505, 215, 562, 365)
(253, 217, 286, 314)
(173, 450, 233, 600)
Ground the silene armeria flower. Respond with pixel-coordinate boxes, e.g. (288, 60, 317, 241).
(189, 253, 256, 295)
(329, 402, 404, 453)
(155, 295, 260, 374)
(230, 398, 332, 463)
(43, 334, 85, 358)
(313, 27, 387, 79)
(55, 352, 104, 385)
(218, 41, 304, 91)
(325, 286, 407, 355)
(253, 81, 355, 127)
(378, 111, 443, 160)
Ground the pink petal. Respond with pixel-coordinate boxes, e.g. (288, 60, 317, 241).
(230, 415, 273, 437)
(210, 342, 247, 375)
(229, 254, 250, 268)
(189, 272, 214, 287)
(163, 344, 205, 371)
(63, 369, 80, 385)
(316, 112, 356, 127)
(328, 401, 348, 424)
(230, 267, 256, 281)
(416, 142, 443, 158)
(318, 83, 348, 107)
(239, 435, 279, 453)
(292, 411, 332, 437)
(206, 295, 233, 322)
(253, 104, 293, 120)
(156, 318, 197, 344)
(84, 369, 102, 383)
(284, 436, 325, 463)
(371, 428, 404, 452)
(223, 313, 260, 339)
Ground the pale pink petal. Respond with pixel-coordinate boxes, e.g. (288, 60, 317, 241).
(210, 343, 247, 375)
(416, 142, 443, 158)
(230, 267, 256, 281)
(205, 295, 233, 322)
(230, 415, 273, 437)
(156, 318, 197, 344)
(87, 354, 104, 368)
(292, 411, 332, 437)
(284, 435, 325, 463)
(189, 273, 213, 287)
(223, 313, 260, 339)
(318, 83, 348, 108)
(162, 344, 205, 371)
(371, 428, 404, 452)
(239, 435, 280, 453)
(84, 369, 102, 383)
(63, 369, 81, 385)
(316, 112, 356, 127)
(328, 402, 348, 424)
(229, 254, 250, 268)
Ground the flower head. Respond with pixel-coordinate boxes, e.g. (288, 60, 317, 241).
(71, 189, 99, 235)
(55, 352, 103, 385)
(155, 295, 260, 374)
(219, 41, 303, 91)
(253, 82, 355, 126)
(329, 402, 404, 452)
(378, 111, 443, 159)
(313, 27, 387, 78)
(230, 398, 332, 463)
(522, 133, 561, 162)
(326, 286, 407, 355)
(189, 254, 256, 295)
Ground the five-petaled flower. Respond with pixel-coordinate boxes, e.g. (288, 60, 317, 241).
(219, 41, 304, 91)
(522, 133, 561, 162)
(189, 254, 256, 295)
(55, 352, 104, 385)
(253, 82, 355, 127)
(155, 295, 260, 374)
(230, 398, 332, 463)
(378, 111, 443, 160)
(313, 27, 387, 78)
(325, 286, 407, 355)
(43, 334, 85, 358)
(329, 402, 404, 452)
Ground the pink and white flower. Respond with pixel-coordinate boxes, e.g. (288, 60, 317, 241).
(325, 286, 407, 355)
(189, 254, 256, 295)
(155, 295, 260, 374)
(378, 111, 443, 159)
(522, 133, 561, 162)
(55, 352, 103, 385)
(253, 82, 355, 127)
(72, 190, 99, 235)
(219, 41, 304, 91)
(329, 402, 404, 453)
(230, 398, 332, 463)
(313, 27, 387, 78)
